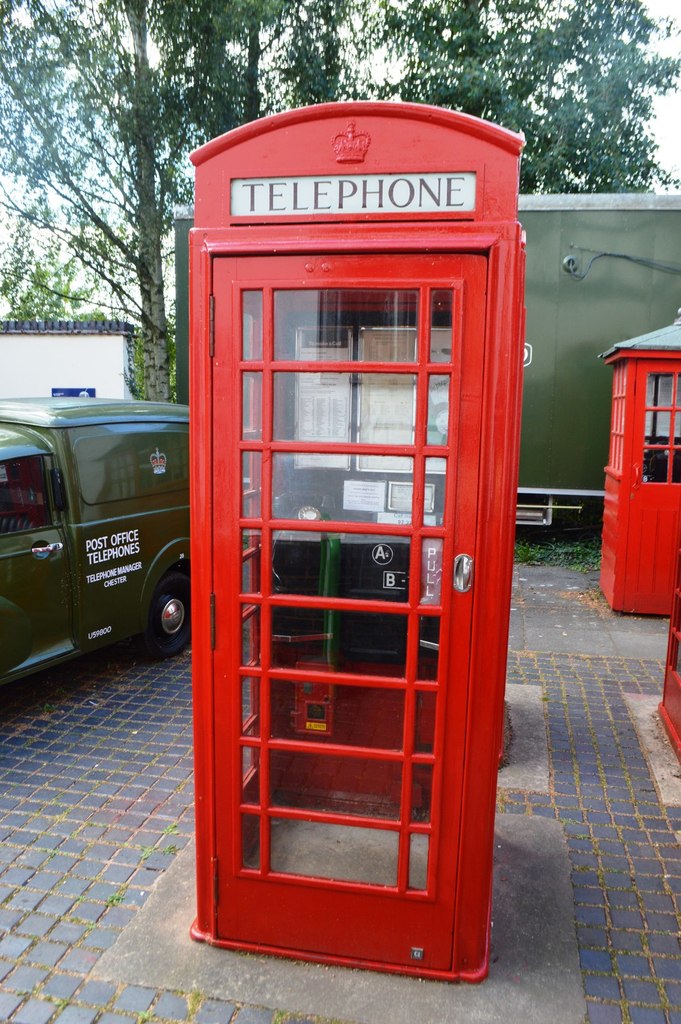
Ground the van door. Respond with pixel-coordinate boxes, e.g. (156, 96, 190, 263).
(0, 452, 74, 679)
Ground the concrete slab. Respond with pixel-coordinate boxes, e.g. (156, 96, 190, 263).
(510, 565, 669, 660)
(94, 815, 584, 1024)
(624, 692, 681, 807)
(498, 683, 550, 793)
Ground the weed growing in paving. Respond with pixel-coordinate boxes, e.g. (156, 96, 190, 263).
(105, 887, 127, 906)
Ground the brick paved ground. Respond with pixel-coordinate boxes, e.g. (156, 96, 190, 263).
(0, 642, 680, 1023)
(506, 652, 681, 1024)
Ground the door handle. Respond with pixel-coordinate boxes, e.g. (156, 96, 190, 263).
(453, 553, 474, 592)
(31, 541, 64, 560)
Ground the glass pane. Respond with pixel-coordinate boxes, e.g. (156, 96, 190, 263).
(415, 690, 436, 751)
(670, 632, 680, 674)
(272, 453, 414, 524)
(273, 372, 351, 445)
(241, 677, 259, 736)
(427, 375, 450, 445)
(242, 747, 259, 805)
(645, 410, 670, 444)
(430, 290, 453, 363)
(242, 452, 262, 518)
(270, 749, 402, 819)
(421, 538, 443, 605)
(242, 606, 260, 666)
(272, 531, 410, 602)
(243, 291, 263, 360)
(358, 374, 415, 445)
(270, 819, 398, 886)
(271, 605, 408, 674)
(673, 451, 681, 484)
(418, 618, 440, 679)
(271, 680, 404, 748)
(425, 457, 446, 526)
(412, 764, 433, 822)
(242, 372, 262, 440)
(409, 833, 429, 890)
(272, 371, 416, 452)
(646, 373, 673, 407)
(241, 529, 261, 594)
(271, 604, 332, 669)
(274, 289, 417, 362)
(358, 374, 415, 472)
(358, 326, 416, 362)
(643, 449, 668, 483)
(675, 412, 681, 445)
(242, 815, 260, 869)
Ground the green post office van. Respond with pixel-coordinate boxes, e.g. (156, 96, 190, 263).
(0, 398, 190, 685)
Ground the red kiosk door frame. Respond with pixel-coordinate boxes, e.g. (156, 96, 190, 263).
(209, 251, 486, 974)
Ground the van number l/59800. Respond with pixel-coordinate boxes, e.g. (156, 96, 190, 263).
(87, 626, 113, 640)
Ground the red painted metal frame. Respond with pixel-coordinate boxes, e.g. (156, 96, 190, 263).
(661, 509, 681, 760)
(601, 350, 681, 615)
(189, 102, 525, 982)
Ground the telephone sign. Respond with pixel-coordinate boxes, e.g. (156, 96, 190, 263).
(189, 101, 525, 983)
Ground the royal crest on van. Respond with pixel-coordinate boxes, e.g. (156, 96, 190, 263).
(150, 448, 167, 474)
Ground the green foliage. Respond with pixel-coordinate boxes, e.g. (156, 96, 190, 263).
(0, 216, 104, 320)
(380, 0, 680, 192)
(0, 0, 375, 399)
(0, 0, 677, 401)
(515, 535, 602, 572)
(153, 0, 376, 142)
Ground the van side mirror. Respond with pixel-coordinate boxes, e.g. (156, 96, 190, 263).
(50, 467, 67, 511)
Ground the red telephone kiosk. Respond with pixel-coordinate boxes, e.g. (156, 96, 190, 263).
(600, 320, 681, 615)
(189, 102, 525, 982)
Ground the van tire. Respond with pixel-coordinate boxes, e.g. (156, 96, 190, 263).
(139, 571, 190, 659)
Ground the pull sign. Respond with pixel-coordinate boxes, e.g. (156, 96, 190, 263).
(453, 553, 474, 593)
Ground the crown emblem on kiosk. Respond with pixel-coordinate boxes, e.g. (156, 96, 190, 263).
(150, 448, 167, 475)
(332, 121, 371, 163)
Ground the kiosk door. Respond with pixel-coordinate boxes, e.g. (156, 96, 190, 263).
(211, 253, 486, 972)
(625, 363, 681, 614)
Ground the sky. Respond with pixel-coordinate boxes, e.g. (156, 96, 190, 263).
(645, 0, 681, 189)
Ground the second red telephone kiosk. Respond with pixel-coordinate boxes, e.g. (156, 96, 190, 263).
(601, 317, 681, 615)
(189, 102, 525, 981)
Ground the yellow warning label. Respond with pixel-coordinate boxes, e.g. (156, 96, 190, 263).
(306, 722, 327, 731)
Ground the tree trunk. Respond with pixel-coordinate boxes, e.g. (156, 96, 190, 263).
(244, 16, 261, 123)
(126, 0, 170, 401)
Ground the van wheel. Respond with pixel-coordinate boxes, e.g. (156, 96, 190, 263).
(139, 571, 190, 659)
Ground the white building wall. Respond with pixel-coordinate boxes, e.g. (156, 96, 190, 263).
(0, 332, 132, 399)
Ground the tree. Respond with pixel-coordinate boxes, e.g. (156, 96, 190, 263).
(0, 1, 178, 397)
(380, 0, 681, 193)
(155, 0, 375, 139)
(0, 0, 677, 402)
(0, 0, 374, 398)
(0, 216, 104, 321)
